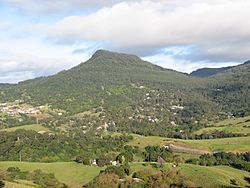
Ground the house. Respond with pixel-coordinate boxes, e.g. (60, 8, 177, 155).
(110, 160, 117, 166)
(38, 131, 47, 134)
(92, 159, 97, 166)
(179, 130, 185, 133)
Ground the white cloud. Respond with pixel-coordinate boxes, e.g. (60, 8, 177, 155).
(0, 71, 35, 83)
(48, 0, 250, 61)
(0, 36, 94, 83)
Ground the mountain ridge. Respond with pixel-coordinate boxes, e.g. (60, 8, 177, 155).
(0, 50, 249, 118)
(190, 60, 249, 77)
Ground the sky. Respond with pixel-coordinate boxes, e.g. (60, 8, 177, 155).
(0, 0, 249, 83)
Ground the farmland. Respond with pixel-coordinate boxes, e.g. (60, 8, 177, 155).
(1, 162, 249, 188)
(0, 124, 50, 133)
(129, 134, 250, 153)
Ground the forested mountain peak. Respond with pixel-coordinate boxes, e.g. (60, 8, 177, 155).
(190, 60, 250, 77)
(85, 49, 161, 70)
(91, 49, 141, 61)
(244, 60, 250, 64)
(0, 50, 249, 117)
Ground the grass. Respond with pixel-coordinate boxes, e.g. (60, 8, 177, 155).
(0, 124, 50, 133)
(1, 161, 249, 188)
(0, 162, 103, 188)
(4, 180, 38, 188)
(170, 136, 250, 153)
(128, 134, 166, 148)
(128, 134, 250, 153)
(179, 164, 250, 187)
(194, 116, 250, 135)
(130, 162, 250, 187)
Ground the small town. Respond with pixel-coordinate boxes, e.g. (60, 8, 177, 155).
(0, 103, 41, 116)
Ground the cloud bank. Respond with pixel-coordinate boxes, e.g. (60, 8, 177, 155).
(48, 0, 250, 61)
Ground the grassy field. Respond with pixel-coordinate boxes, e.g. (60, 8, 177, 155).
(180, 164, 250, 187)
(0, 124, 50, 133)
(194, 116, 250, 135)
(0, 162, 103, 188)
(130, 163, 250, 187)
(4, 180, 37, 188)
(1, 161, 249, 188)
(129, 134, 250, 153)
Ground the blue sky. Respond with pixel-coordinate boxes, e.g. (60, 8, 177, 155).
(0, 0, 249, 83)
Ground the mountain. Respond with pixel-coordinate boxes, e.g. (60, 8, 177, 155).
(190, 67, 233, 77)
(0, 50, 249, 136)
(190, 60, 250, 77)
(206, 61, 250, 116)
(0, 83, 13, 88)
(0, 50, 204, 113)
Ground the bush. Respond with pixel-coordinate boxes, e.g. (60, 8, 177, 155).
(103, 166, 126, 179)
(85, 173, 119, 188)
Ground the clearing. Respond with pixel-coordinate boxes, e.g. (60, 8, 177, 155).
(0, 124, 50, 133)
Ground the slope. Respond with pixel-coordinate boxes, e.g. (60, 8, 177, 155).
(0, 50, 206, 114)
(205, 61, 250, 116)
(190, 60, 250, 77)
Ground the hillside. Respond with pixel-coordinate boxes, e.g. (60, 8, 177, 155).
(0, 50, 249, 136)
(190, 66, 233, 77)
(0, 162, 249, 188)
(206, 61, 250, 116)
(0, 84, 13, 89)
(190, 60, 250, 77)
(0, 51, 213, 128)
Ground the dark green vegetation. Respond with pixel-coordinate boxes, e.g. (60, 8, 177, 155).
(190, 66, 235, 77)
(0, 113, 36, 130)
(187, 152, 250, 172)
(86, 167, 197, 188)
(0, 130, 133, 162)
(1, 167, 66, 188)
(0, 50, 249, 187)
(0, 84, 13, 89)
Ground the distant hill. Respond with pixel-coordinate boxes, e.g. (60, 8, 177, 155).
(190, 60, 250, 77)
(0, 50, 249, 135)
(0, 83, 13, 89)
(206, 61, 250, 116)
(190, 67, 233, 77)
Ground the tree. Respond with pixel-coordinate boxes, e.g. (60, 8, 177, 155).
(0, 180, 4, 188)
(104, 166, 126, 178)
(0, 172, 4, 188)
(85, 173, 119, 188)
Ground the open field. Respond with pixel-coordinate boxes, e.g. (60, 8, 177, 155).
(4, 180, 37, 188)
(0, 162, 103, 188)
(180, 164, 250, 187)
(129, 134, 250, 153)
(1, 162, 249, 188)
(130, 162, 250, 187)
(0, 124, 50, 133)
(194, 116, 250, 135)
